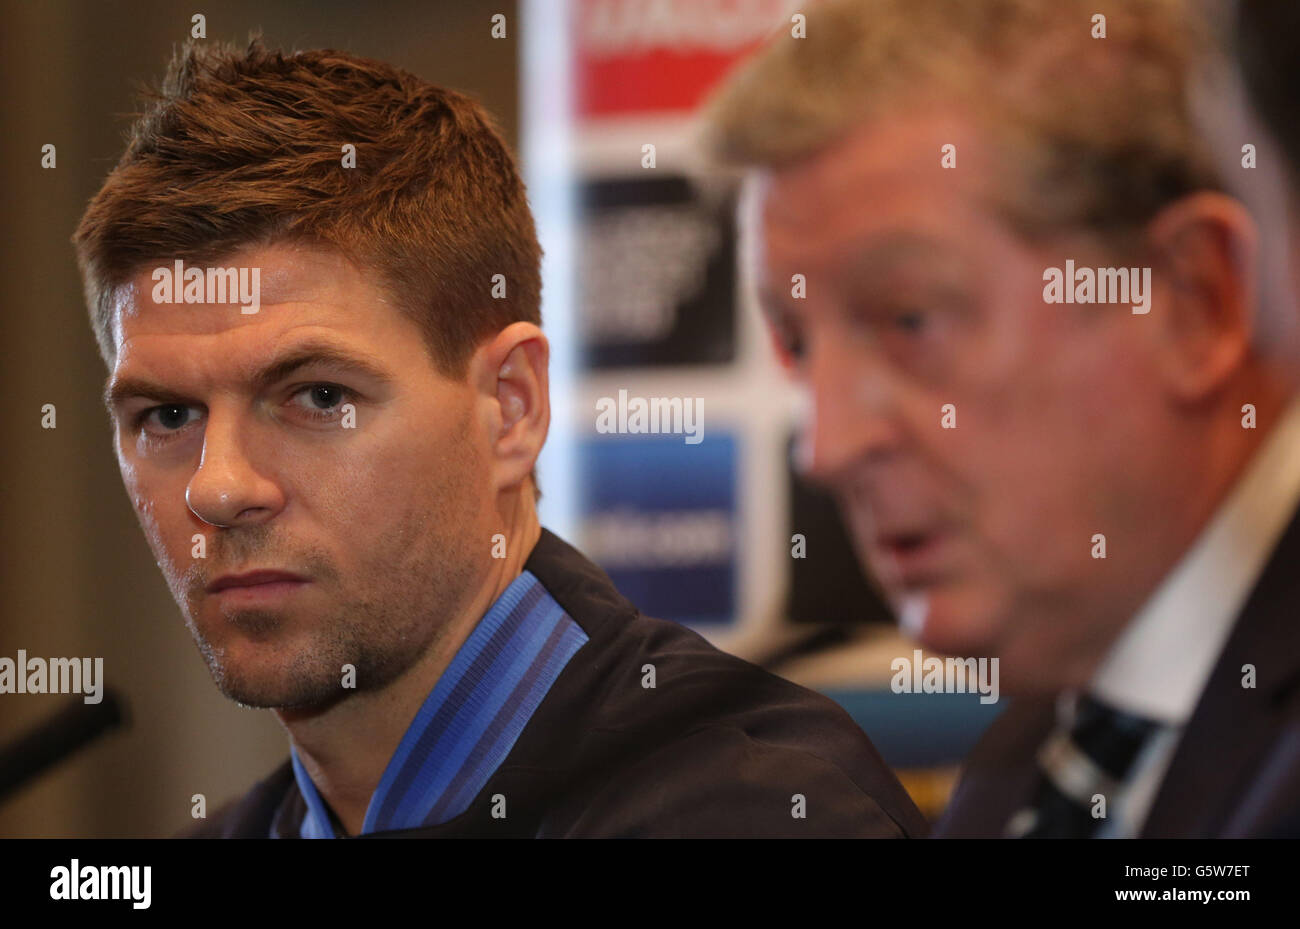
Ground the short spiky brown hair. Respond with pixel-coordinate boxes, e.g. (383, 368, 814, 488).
(73, 37, 541, 377)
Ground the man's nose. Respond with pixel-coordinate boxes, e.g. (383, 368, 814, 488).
(797, 336, 901, 488)
(185, 411, 285, 528)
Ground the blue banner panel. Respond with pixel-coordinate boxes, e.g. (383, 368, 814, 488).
(578, 433, 737, 627)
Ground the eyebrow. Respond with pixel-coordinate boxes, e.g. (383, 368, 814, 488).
(103, 340, 394, 413)
(757, 234, 971, 312)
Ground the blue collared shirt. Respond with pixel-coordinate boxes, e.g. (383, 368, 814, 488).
(284, 569, 588, 838)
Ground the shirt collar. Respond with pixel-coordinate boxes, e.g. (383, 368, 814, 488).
(288, 568, 588, 837)
(1088, 395, 1300, 724)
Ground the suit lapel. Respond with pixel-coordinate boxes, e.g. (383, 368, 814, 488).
(1141, 504, 1300, 837)
(934, 697, 1056, 836)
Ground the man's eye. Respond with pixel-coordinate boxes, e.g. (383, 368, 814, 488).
(890, 308, 929, 333)
(289, 384, 355, 418)
(767, 312, 806, 365)
(139, 404, 201, 434)
(784, 325, 806, 361)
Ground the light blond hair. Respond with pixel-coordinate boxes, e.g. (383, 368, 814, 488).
(701, 0, 1222, 242)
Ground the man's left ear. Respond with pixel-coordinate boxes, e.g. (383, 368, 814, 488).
(1142, 192, 1259, 402)
(469, 321, 550, 491)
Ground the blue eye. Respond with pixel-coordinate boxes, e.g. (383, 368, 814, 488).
(140, 404, 200, 433)
(290, 383, 356, 420)
(303, 385, 344, 410)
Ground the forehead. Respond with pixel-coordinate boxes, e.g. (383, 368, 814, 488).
(755, 108, 1003, 274)
(107, 241, 432, 386)
(111, 242, 391, 346)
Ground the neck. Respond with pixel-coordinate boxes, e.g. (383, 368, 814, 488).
(1007, 378, 1295, 697)
(276, 485, 542, 836)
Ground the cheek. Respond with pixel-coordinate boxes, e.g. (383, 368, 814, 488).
(125, 480, 203, 592)
(319, 408, 485, 531)
(121, 460, 176, 547)
(117, 428, 196, 526)
(954, 397, 1112, 597)
(930, 379, 1098, 586)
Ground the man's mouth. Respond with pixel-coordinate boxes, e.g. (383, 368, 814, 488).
(875, 528, 954, 587)
(207, 569, 310, 606)
(208, 569, 308, 593)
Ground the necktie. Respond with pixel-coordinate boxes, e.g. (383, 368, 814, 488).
(1007, 694, 1158, 838)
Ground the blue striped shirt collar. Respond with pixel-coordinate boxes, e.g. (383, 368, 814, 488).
(287, 569, 588, 838)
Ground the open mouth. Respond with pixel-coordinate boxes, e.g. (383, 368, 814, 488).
(885, 534, 930, 555)
(876, 529, 952, 585)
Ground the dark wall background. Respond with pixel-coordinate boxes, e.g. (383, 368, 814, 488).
(0, 0, 519, 838)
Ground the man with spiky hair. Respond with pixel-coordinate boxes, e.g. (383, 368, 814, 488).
(75, 38, 925, 839)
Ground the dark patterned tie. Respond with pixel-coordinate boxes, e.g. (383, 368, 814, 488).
(1007, 694, 1159, 838)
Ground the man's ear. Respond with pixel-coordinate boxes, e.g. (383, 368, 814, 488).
(1142, 192, 1259, 402)
(468, 321, 550, 492)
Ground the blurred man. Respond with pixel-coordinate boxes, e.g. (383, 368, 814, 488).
(73, 39, 926, 838)
(705, 0, 1300, 836)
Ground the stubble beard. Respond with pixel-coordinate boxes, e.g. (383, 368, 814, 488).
(165, 472, 482, 711)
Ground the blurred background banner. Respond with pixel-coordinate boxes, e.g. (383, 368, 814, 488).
(535, 0, 1002, 819)
(575, 0, 784, 119)
(554, 0, 816, 644)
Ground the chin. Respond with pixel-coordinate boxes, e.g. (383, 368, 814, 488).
(905, 580, 1008, 660)
(207, 657, 343, 710)
(193, 627, 333, 707)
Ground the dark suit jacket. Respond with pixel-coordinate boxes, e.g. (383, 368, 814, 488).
(186, 529, 927, 838)
(936, 506, 1300, 838)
